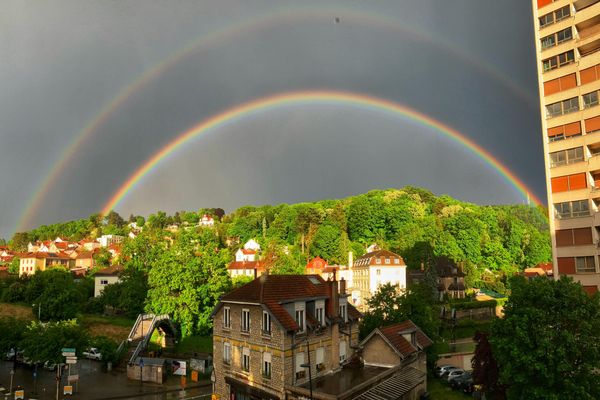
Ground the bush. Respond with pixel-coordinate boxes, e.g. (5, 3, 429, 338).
(451, 300, 497, 311)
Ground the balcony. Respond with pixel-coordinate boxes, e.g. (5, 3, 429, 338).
(574, 0, 600, 12)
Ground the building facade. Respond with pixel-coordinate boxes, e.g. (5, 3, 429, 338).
(351, 250, 407, 309)
(211, 274, 361, 400)
(532, 0, 600, 292)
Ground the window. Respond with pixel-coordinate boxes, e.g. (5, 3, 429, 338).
(385, 258, 390, 264)
(242, 347, 250, 372)
(541, 27, 572, 49)
(100, 279, 108, 285)
(546, 97, 579, 118)
(394, 258, 400, 264)
(554, 5, 570, 22)
(316, 347, 325, 372)
(543, 50, 574, 72)
(262, 311, 271, 335)
(295, 302, 305, 332)
(223, 342, 231, 365)
(223, 307, 231, 329)
(295, 353, 306, 380)
(539, 6, 570, 28)
(584, 91, 599, 109)
(376, 258, 381, 264)
(262, 352, 272, 379)
(550, 147, 584, 167)
(241, 309, 250, 333)
(315, 300, 325, 326)
(576, 256, 596, 273)
(339, 341, 347, 363)
(376, 269, 381, 275)
(339, 301, 347, 322)
(555, 200, 589, 218)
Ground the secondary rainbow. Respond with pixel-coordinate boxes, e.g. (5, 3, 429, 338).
(17, 6, 534, 233)
(101, 90, 542, 215)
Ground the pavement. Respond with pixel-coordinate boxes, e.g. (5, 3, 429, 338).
(0, 360, 212, 400)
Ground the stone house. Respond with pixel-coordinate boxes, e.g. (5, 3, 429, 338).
(435, 257, 466, 300)
(211, 274, 361, 400)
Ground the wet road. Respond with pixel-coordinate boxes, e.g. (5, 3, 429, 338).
(0, 360, 211, 400)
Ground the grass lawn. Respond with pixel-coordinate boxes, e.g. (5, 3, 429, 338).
(79, 314, 135, 341)
(175, 335, 213, 355)
(0, 302, 33, 320)
(429, 377, 471, 400)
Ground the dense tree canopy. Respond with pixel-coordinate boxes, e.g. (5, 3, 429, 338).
(491, 276, 600, 400)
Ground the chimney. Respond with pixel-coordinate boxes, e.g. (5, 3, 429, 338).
(348, 251, 353, 268)
(339, 277, 346, 295)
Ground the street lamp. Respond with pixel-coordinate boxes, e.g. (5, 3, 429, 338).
(300, 341, 313, 400)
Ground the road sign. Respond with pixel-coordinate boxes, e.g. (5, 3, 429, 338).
(14, 390, 24, 400)
(66, 357, 77, 365)
(139, 358, 144, 368)
(61, 348, 75, 353)
(63, 385, 73, 395)
(68, 375, 79, 382)
(62, 351, 75, 357)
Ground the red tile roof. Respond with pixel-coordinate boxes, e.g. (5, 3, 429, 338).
(95, 265, 123, 276)
(240, 249, 256, 255)
(228, 260, 262, 270)
(354, 249, 406, 267)
(535, 262, 553, 273)
(377, 320, 433, 358)
(306, 257, 328, 271)
(218, 274, 360, 331)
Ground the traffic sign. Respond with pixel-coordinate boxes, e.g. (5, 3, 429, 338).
(61, 348, 75, 353)
(68, 375, 79, 382)
(14, 390, 24, 400)
(62, 351, 75, 357)
(66, 357, 77, 365)
(63, 385, 73, 395)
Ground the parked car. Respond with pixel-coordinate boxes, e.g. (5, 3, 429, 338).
(440, 367, 460, 380)
(450, 371, 472, 389)
(435, 365, 456, 378)
(83, 347, 102, 360)
(446, 369, 466, 382)
(4, 348, 17, 360)
(43, 360, 63, 371)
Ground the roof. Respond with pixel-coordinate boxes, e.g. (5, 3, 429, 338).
(353, 250, 405, 267)
(217, 274, 360, 331)
(18, 252, 71, 260)
(306, 256, 328, 270)
(435, 256, 466, 277)
(239, 249, 256, 255)
(524, 268, 547, 277)
(535, 262, 553, 274)
(227, 260, 261, 270)
(76, 251, 94, 259)
(354, 367, 426, 400)
(95, 265, 123, 276)
(366, 320, 433, 359)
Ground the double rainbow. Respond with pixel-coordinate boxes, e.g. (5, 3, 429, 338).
(101, 90, 542, 215)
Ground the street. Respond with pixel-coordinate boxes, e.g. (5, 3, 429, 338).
(0, 361, 211, 400)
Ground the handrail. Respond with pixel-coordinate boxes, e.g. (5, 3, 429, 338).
(127, 314, 143, 342)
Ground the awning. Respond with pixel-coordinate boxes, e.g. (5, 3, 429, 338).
(354, 367, 425, 400)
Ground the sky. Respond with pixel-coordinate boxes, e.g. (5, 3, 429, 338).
(0, 0, 545, 239)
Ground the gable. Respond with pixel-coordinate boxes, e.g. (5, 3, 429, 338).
(362, 333, 401, 367)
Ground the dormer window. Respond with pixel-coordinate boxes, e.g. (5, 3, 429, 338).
(394, 259, 400, 264)
(295, 302, 306, 332)
(339, 299, 347, 322)
(376, 258, 381, 264)
(315, 300, 325, 326)
(223, 307, 231, 329)
(385, 258, 390, 264)
(241, 309, 250, 333)
(262, 311, 271, 335)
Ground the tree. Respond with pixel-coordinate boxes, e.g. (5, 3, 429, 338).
(146, 230, 231, 336)
(310, 223, 344, 264)
(29, 269, 85, 321)
(20, 320, 89, 364)
(490, 276, 600, 399)
(100, 269, 148, 318)
(8, 257, 20, 275)
(93, 248, 112, 269)
(0, 317, 27, 356)
(472, 331, 505, 399)
(104, 210, 125, 228)
(10, 232, 30, 252)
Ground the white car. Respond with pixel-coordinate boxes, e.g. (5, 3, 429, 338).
(435, 365, 456, 377)
(82, 348, 102, 360)
(446, 369, 466, 382)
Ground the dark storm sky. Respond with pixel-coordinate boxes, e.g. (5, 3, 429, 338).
(0, 0, 545, 238)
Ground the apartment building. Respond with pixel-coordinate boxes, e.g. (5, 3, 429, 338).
(352, 249, 407, 309)
(18, 252, 74, 276)
(211, 274, 361, 400)
(532, 0, 600, 292)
